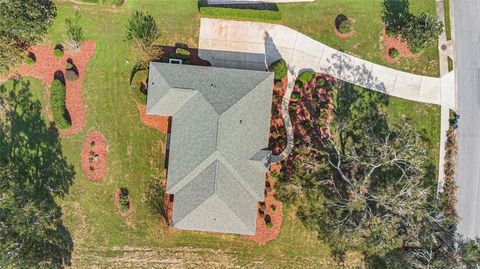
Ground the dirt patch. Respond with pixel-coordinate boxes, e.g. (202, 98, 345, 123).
(242, 163, 283, 245)
(82, 131, 107, 182)
(382, 28, 413, 64)
(137, 104, 171, 134)
(0, 41, 96, 136)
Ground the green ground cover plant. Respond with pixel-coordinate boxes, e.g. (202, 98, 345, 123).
(200, 6, 282, 24)
(50, 78, 71, 130)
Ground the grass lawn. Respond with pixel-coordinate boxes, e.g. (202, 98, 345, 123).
(0, 0, 440, 267)
(279, 0, 440, 77)
(386, 96, 441, 186)
(34, 1, 352, 267)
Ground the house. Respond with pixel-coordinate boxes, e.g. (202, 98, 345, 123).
(146, 62, 274, 235)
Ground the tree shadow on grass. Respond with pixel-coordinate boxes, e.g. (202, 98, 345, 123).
(0, 79, 75, 268)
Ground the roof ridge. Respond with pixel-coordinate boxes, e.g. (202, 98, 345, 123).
(172, 192, 216, 226)
(212, 193, 253, 234)
(167, 154, 218, 194)
(215, 152, 261, 201)
(215, 71, 274, 116)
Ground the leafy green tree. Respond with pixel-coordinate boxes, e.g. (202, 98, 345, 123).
(0, 79, 74, 268)
(0, 0, 56, 73)
(65, 11, 84, 50)
(125, 11, 162, 68)
(381, 0, 442, 53)
(404, 13, 443, 53)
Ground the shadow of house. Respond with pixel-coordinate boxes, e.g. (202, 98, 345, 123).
(0, 79, 75, 268)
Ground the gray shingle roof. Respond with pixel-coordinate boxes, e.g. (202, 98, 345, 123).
(147, 62, 274, 235)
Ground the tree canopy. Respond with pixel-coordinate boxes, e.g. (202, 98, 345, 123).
(0, 79, 74, 268)
(125, 11, 162, 68)
(0, 0, 56, 73)
(382, 0, 442, 53)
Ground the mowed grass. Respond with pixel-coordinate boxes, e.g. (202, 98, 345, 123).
(386, 96, 441, 186)
(44, 1, 343, 267)
(4, 0, 439, 267)
(279, 0, 440, 77)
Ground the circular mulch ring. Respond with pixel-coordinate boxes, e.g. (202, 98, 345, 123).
(114, 189, 133, 218)
(81, 132, 107, 181)
(334, 14, 355, 39)
(382, 28, 413, 64)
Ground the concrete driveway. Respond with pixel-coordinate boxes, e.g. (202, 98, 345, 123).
(199, 18, 456, 109)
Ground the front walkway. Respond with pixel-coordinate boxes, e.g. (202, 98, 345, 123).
(199, 18, 456, 110)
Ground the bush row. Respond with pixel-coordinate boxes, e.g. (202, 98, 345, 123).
(50, 79, 71, 130)
(199, 7, 282, 24)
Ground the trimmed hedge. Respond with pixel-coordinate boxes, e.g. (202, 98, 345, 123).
(54, 48, 64, 58)
(298, 71, 316, 83)
(50, 79, 71, 130)
(269, 59, 287, 80)
(200, 7, 282, 23)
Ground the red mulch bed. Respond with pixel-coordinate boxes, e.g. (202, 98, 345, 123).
(242, 163, 283, 245)
(114, 189, 133, 218)
(137, 104, 171, 134)
(269, 76, 288, 155)
(382, 28, 413, 64)
(81, 131, 107, 182)
(0, 41, 96, 136)
(160, 46, 211, 66)
(334, 26, 355, 39)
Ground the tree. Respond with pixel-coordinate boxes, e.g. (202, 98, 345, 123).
(0, 79, 74, 267)
(298, 121, 430, 256)
(403, 13, 443, 53)
(381, 0, 442, 53)
(125, 11, 162, 68)
(0, 0, 56, 73)
(65, 11, 84, 50)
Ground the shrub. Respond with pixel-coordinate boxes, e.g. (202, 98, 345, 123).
(66, 62, 73, 70)
(338, 18, 353, 34)
(291, 92, 301, 101)
(388, 48, 400, 59)
(54, 48, 64, 58)
(275, 80, 283, 88)
(119, 188, 130, 211)
(25, 53, 36, 65)
(386, 26, 398, 37)
(325, 81, 333, 89)
(50, 79, 71, 130)
(199, 6, 282, 24)
(66, 69, 79, 81)
(295, 81, 304, 89)
(65, 11, 83, 50)
(298, 71, 316, 83)
(175, 48, 190, 60)
(316, 77, 325, 87)
(403, 13, 443, 53)
(269, 59, 287, 80)
(271, 204, 277, 212)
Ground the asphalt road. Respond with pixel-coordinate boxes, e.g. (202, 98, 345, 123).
(453, 0, 480, 239)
